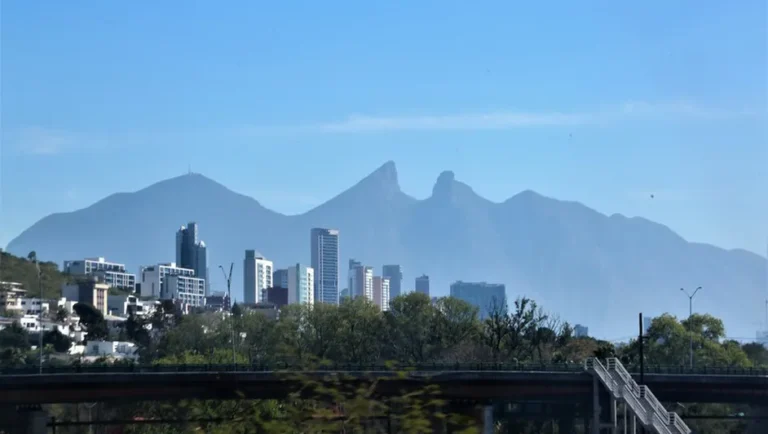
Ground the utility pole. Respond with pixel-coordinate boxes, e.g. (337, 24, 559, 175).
(219, 263, 236, 367)
(680, 286, 702, 369)
(32, 254, 44, 374)
(639, 313, 645, 385)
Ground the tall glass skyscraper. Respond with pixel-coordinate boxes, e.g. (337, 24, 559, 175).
(176, 222, 209, 295)
(310, 228, 339, 305)
(382, 265, 402, 300)
(449, 281, 506, 319)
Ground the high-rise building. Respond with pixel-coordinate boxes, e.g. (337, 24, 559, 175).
(266, 286, 288, 308)
(416, 275, 430, 297)
(243, 250, 273, 304)
(63, 257, 136, 291)
(643, 316, 654, 334)
(348, 259, 361, 299)
(373, 276, 390, 311)
(287, 263, 314, 305)
(574, 324, 589, 337)
(139, 262, 205, 306)
(449, 281, 506, 319)
(349, 263, 373, 301)
(382, 265, 402, 301)
(62, 279, 109, 315)
(273, 269, 289, 289)
(310, 228, 339, 304)
(176, 222, 209, 295)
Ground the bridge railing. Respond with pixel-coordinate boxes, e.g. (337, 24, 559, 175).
(2, 362, 767, 376)
(668, 413, 691, 434)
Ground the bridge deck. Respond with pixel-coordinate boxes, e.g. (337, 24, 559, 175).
(1, 369, 765, 405)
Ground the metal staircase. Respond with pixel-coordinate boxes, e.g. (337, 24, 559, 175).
(585, 357, 691, 434)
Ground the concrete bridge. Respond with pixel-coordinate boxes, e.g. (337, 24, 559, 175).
(1, 361, 766, 434)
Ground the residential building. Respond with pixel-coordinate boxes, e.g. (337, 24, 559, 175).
(373, 276, 390, 311)
(165, 275, 206, 307)
(273, 269, 289, 289)
(81, 340, 139, 361)
(266, 286, 288, 308)
(382, 265, 402, 301)
(1, 283, 28, 311)
(63, 257, 136, 291)
(139, 263, 206, 307)
(449, 281, 506, 319)
(4, 297, 49, 316)
(310, 228, 339, 304)
(1, 284, 51, 315)
(574, 324, 589, 337)
(287, 263, 314, 305)
(62, 279, 109, 315)
(107, 294, 157, 317)
(416, 275, 430, 297)
(176, 222, 209, 295)
(349, 263, 373, 301)
(243, 250, 273, 304)
(18, 315, 59, 334)
(205, 293, 231, 312)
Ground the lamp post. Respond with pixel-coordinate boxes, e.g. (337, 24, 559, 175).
(219, 264, 236, 367)
(680, 286, 702, 368)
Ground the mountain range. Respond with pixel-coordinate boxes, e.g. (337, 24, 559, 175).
(5, 161, 766, 338)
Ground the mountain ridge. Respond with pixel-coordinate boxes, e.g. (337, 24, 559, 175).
(5, 161, 766, 338)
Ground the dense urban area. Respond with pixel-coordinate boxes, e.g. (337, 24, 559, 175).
(1, 224, 767, 433)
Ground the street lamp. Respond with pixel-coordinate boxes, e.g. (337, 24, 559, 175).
(219, 264, 236, 367)
(680, 286, 702, 369)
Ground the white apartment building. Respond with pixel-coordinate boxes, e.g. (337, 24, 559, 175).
(287, 263, 314, 305)
(78, 340, 139, 361)
(243, 250, 273, 304)
(349, 264, 373, 302)
(372, 276, 390, 311)
(2, 296, 49, 316)
(139, 262, 205, 306)
(1, 282, 27, 311)
(108, 294, 158, 317)
(165, 275, 206, 307)
(64, 257, 136, 290)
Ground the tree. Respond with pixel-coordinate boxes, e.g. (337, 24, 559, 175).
(432, 297, 480, 361)
(0, 321, 30, 367)
(336, 297, 385, 365)
(231, 302, 243, 318)
(742, 342, 768, 367)
(384, 292, 439, 363)
(55, 306, 69, 323)
(73, 303, 109, 341)
(0, 321, 29, 350)
(43, 328, 72, 353)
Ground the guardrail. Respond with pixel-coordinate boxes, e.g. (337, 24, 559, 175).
(2, 362, 765, 376)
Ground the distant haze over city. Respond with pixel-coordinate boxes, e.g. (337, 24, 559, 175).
(5, 161, 766, 340)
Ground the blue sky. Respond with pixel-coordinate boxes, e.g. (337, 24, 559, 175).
(1, 1, 766, 256)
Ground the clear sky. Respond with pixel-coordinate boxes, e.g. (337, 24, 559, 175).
(1, 1, 766, 255)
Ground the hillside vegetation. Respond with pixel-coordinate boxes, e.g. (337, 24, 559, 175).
(0, 250, 69, 300)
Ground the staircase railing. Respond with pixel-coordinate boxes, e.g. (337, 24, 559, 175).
(668, 413, 692, 434)
(587, 358, 691, 434)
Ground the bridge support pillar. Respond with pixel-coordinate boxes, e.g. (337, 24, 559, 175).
(11, 405, 48, 434)
(746, 405, 768, 434)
